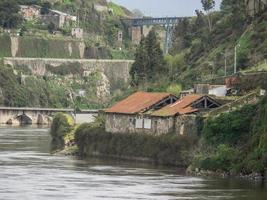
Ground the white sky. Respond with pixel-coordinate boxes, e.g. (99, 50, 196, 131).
(109, 0, 222, 17)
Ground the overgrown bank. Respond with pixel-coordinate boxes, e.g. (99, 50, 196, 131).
(74, 124, 198, 166)
(50, 115, 198, 166)
(189, 95, 267, 180)
(50, 94, 267, 180)
(50, 113, 76, 153)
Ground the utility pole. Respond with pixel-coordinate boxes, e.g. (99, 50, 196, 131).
(224, 50, 227, 76)
(234, 44, 240, 74)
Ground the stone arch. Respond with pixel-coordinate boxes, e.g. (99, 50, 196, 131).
(16, 113, 32, 125)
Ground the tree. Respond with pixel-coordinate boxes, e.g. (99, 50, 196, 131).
(48, 22, 56, 33)
(144, 30, 165, 79)
(40, 1, 51, 15)
(0, 0, 22, 28)
(130, 30, 166, 87)
(130, 37, 147, 86)
(170, 18, 192, 54)
(201, 0, 215, 31)
(221, 0, 246, 30)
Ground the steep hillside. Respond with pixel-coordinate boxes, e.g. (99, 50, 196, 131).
(190, 94, 267, 178)
(167, 1, 267, 87)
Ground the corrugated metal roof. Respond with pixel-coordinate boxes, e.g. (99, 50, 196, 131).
(151, 95, 203, 117)
(105, 91, 173, 114)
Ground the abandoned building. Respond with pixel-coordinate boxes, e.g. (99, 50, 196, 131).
(105, 92, 221, 136)
(194, 84, 227, 97)
(20, 5, 77, 28)
(20, 5, 41, 20)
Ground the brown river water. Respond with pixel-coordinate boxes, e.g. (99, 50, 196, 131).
(0, 126, 266, 200)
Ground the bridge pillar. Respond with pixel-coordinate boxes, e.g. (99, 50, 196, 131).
(130, 26, 143, 45)
(164, 24, 174, 55)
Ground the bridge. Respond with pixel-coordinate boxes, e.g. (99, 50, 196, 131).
(122, 17, 189, 54)
(0, 107, 99, 125)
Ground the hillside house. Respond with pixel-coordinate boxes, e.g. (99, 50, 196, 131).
(20, 5, 77, 28)
(20, 5, 41, 20)
(105, 92, 221, 136)
(194, 84, 227, 97)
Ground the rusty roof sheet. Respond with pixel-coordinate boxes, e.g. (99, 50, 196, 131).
(105, 91, 173, 114)
(151, 94, 203, 117)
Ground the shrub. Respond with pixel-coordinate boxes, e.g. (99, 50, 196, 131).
(50, 113, 74, 150)
(203, 104, 256, 146)
(74, 123, 198, 166)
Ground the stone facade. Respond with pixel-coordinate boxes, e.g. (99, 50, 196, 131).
(20, 5, 41, 20)
(105, 113, 174, 135)
(105, 113, 199, 136)
(174, 115, 199, 136)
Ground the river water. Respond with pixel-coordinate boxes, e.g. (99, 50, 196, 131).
(0, 127, 266, 200)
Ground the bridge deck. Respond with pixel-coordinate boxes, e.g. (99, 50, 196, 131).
(0, 107, 99, 113)
(122, 17, 189, 26)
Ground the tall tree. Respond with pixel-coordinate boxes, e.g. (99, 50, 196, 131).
(130, 37, 148, 86)
(130, 30, 166, 87)
(221, 0, 246, 30)
(0, 0, 22, 28)
(201, 0, 215, 31)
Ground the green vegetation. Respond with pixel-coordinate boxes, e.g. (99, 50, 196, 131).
(16, 36, 81, 58)
(74, 117, 198, 166)
(168, 0, 267, 87)
(192, 95, 267, 175)
(50, 113, 75, 151)
(0, 0, 22, 28)
(0, 35, 12, 57)
(130, 30, 167, 87)
(0, 64, 71, 107)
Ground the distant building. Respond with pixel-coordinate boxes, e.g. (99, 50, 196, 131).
(20, 5, 77, 28)
(194, 84, 227, 97)
(104, 92, 221, 136)
(20, 5, 41, 20)
(41, 9, 77, 28)
(71, 28, 83, 39)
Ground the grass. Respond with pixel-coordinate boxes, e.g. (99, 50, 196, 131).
(108, 2, 126, 17)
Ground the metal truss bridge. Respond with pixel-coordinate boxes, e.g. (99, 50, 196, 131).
(122, 17, 189, 54)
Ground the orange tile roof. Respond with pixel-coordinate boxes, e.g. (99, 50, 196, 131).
(151, 94, 203, 117)
(105, 91, 173, 114)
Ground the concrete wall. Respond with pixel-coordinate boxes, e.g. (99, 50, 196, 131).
(0, 35, 84, 58)
(4, 57, 133, 92)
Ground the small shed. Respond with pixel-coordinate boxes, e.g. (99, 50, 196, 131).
(105, 91, 178, 134)
(104, 92, 221, 136)
(151, 95, 221, 136)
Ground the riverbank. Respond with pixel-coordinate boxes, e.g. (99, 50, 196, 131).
(50, 94, 267, 181)
(50, 113, 198, 167)
(187, 95, 267, 182)
(5, 126, 267, 199)
(74, 123, 198, 167)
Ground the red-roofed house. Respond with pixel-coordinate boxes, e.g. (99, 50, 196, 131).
(104, 92, 221, 135)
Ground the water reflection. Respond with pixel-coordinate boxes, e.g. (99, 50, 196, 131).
(0, 126, 266, 200)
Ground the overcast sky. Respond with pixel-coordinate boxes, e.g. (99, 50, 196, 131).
(109, 0, 222, 17)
